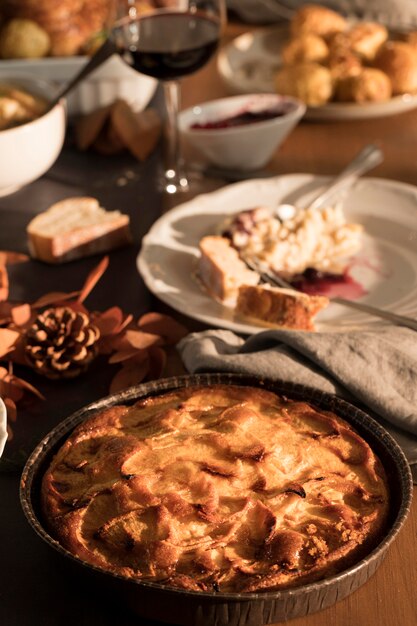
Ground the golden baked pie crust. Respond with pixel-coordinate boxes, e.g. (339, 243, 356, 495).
(42, 385, 389, 593)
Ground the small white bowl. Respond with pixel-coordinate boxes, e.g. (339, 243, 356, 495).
(0, 76, 66, 197)
(179, 93, 306, 171)
(0, 397, 7, 459)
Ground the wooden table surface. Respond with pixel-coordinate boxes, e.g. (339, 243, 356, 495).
(1, 19, 416, 626)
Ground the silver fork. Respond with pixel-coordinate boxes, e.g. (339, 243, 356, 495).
(274, 144, 383, 222)
(244, 257, 417, 331)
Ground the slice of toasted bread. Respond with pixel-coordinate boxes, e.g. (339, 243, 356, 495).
(27, 196, 132, 264)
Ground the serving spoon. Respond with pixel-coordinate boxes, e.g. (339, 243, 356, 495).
(275, 143, 384, 221)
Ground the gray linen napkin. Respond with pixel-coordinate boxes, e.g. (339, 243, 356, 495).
(178, 327, 417, 482)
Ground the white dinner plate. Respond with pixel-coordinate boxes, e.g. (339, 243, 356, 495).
(217, 26, 417, 121)
(137, 174, 417, 334)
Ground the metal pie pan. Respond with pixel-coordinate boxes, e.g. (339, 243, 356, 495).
(20, 373, 413, 626)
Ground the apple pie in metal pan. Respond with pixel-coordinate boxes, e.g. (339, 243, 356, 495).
(21, 374, 412, 625)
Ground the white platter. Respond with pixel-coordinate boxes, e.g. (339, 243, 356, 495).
(217, 26, 417, 121)
(137, 174, 417, 335)
(0, 55, 157, 116)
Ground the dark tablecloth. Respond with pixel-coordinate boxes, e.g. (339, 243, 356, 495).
(0, 117, 168, 626)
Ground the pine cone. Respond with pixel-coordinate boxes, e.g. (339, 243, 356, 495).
(25, 307, 100, 379)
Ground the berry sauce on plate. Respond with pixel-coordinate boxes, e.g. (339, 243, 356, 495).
(290, 268, 367, 299)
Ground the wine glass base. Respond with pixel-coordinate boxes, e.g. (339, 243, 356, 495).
(162, 168, 189, 194)
(159, 166, 221, 205)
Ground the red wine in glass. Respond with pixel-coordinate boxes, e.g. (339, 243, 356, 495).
(113, 3, 224, 194)
(120, 12, 220, 80)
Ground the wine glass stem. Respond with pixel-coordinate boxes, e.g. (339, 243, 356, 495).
(163, 80, 188, 193)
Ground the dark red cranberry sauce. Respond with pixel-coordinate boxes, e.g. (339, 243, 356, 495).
(190, 103, 293, 130)
(290, 268, 367, 299)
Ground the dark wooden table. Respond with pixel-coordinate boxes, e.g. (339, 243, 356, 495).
(0, 111, 170, 625)
(1, 20, 417, 626)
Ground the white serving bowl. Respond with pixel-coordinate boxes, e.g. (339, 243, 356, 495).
(0, 55, 158, 116)
(179, 93, 306, 171)
(0, 397, 7, 459)
(66, 55, 157, 115)
(0, 75, 66, 197)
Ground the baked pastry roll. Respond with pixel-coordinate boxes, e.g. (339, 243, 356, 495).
(326, 33, 363, 81)
(41, 384, 390, 593)
(327, 50, 362, 81)
(0, 18, 50, 58)
(344, 22, 388, 62)
(374, 41, 417, 94)
(290, 4, 347, 40)
(1, 0, 110, 56)
(275, 62, 333, 106)
(404, 30, 417, 51)
(281, 34, 328, 65)
(335, 68, 392, 103)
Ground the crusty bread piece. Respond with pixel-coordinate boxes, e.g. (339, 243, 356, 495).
(27, 197, 132, 263)
(198, 236, 259, 303)
(236, 284, 329, 330)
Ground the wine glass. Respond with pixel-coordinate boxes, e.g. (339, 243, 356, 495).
(111, 0, 226, 194)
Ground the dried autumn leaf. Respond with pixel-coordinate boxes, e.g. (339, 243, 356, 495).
(147, 345, 167, 380)
(8, 374, 45, 400)
(11, 303, 32, 327)
(109, 358, 149, 393)
(94, 309, 134, 355)
(93, 118, 126, 155)
(64, 301, 89, 315)
(0, 264, 9, 301)
(97, 334, 124, 355)
(0, 364, 45, 400)
(0, 328, 20, 358)
(111, 100, 162, 162)
(113, 312, 133, 334)
(7, 333, 28, 366)
(0, 369, 24, 403)
(0, 301, 13, 326)
(4, 396, 17, 422)
(78, 256, 109, 304)
(93, 307, 129, 335)
(124, 329, 163, 350)
(32, 291, 80, 309)
(0, 251, 30, 265)
(6, 423, 13, 441)
(98, 329, 136, 355)
(138, 312, 188, 345)
(108, 347, 148, 364)
(74, 103, 113, 151)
